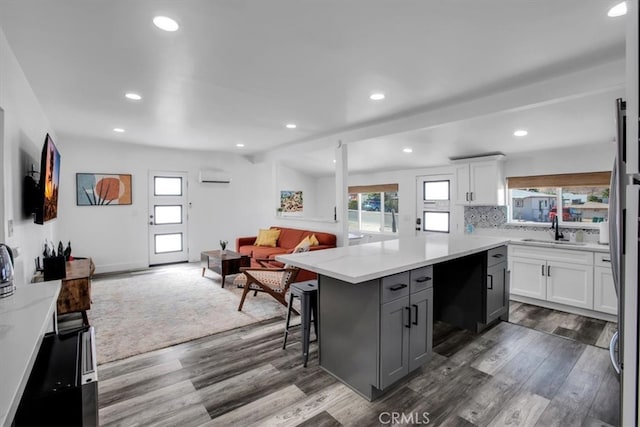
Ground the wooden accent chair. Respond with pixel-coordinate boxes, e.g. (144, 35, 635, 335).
(237, 246, 309, 312)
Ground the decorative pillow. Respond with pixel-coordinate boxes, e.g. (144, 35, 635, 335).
(293, 237, 312, 253)
(255, 229, 281, 247)
(309, 234, 320, 246)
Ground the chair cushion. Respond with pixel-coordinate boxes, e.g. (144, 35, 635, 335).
(255, 229, 281, 247)
(248, 270, 288, 292)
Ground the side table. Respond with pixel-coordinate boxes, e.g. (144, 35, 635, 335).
(201, 250, 250, 287)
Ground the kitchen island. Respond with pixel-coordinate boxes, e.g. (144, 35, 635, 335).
(277, 234, 510, 400)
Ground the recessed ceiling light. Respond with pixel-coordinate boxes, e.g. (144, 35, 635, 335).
(236, 143, 245, 148)
(370, 93, 385, 101)
(113, 128, 125, 133)
(125, 92, 142, 101)
(403, 148, 413, 153)
(285, 123, 297, 129)
(608, 2, 627, 17)
(153, 16, 180, 32)
(333, 159, 337, 163)
(513, 130, 528, 137)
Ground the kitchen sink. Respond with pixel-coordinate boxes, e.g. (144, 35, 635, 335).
(520, 238, 586, 246)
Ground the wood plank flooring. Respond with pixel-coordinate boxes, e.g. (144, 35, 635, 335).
(508, 301, 617, 349)
(98, 314, 619, 426)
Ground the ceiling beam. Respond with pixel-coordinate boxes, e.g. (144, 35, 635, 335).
(252, 58, 624, 163)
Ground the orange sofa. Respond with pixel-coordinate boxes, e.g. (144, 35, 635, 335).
(235, 226, 337, 282)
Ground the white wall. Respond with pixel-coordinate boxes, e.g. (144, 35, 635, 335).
(504, 142, 615, 178)
(56, 137, 275, 273)
(0, 27, 55, 284)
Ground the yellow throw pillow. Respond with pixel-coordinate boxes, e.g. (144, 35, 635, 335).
(309, 234, 320, 246)
(255, 229, 281, 247)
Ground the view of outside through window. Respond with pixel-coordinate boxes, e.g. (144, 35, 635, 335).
(348, 192, 399, 232)
(510, 186, 609, 223)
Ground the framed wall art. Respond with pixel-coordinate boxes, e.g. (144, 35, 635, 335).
(76, 173, 132, 206)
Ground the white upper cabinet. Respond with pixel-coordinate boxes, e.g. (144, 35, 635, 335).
(453, 157, 505, 206)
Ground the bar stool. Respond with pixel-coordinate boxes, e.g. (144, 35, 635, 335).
(283, 280, 318, 367)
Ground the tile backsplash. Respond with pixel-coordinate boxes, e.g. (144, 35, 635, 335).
(464, 206, 600, 236)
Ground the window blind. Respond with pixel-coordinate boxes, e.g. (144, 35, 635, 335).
(507, 172, 611, 189)
(348, 184, 399, 193)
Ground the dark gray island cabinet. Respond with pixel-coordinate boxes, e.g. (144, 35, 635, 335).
(319, 266, 434, 400)
(276, 235, 511, 401)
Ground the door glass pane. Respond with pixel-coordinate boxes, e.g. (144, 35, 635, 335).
(561, 186, 609, 223)
(423, 211, 449, 233)
(155, 233, 182, 253)
(154, 177, 182, 196)
(154, 205, 182, 224)
(423, 181, 449, 200)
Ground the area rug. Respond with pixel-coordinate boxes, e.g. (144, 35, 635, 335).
(88, 263, 288, 365)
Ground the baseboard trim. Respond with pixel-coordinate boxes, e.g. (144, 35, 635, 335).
(510, 295, 617, 322)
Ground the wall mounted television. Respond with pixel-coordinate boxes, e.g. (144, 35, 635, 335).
(34, 133, 61, 224)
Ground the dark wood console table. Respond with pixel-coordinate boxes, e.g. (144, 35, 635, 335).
(56, 258, 94, 324)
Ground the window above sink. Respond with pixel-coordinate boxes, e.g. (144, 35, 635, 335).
(507, 172, 611, 227)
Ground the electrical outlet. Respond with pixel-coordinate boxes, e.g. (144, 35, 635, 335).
(7, 219, 13, 237)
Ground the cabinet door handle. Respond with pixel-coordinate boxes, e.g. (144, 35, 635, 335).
(541, 265, 545, 276)
(470, 192, 474, 201)
(405, 307, 411, 328)
(465, 192, 469, 201)
(389, 284, 408, 291)
(547, 265, 551, 277)
(415, 276, 432, 283)
(602, 258, 611, 263)
(412, 304, 419, 325)
(488, 274, 493, 290)
(492, 253, 504, 258)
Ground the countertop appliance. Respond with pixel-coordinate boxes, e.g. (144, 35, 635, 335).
(14, 326, 98, 426)
(0, 244, 15, 298)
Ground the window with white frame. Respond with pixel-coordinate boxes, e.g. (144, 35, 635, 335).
(348, 184, 399, 233)
(507, 172, 611, 224)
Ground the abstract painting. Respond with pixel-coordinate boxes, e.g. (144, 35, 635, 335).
(76, 173, 132, 206)
(280, 190, 303, 215)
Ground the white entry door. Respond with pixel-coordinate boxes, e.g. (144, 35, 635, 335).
(416, 175, 453, 234)
(148, 171, 189, 265)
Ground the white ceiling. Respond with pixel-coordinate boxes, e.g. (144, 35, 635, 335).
(0, 1, 627, 175)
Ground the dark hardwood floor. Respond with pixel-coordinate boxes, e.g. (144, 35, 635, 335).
(508, 301, 617, 349)
(98, 310, 619, 426)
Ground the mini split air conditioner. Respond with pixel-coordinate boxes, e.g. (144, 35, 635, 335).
(198, 169, 231, 183)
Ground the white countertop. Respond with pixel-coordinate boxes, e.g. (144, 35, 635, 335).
(509, 238, 610, 253)
(276, 234, 510, 283)
(0, 281, 61, 427)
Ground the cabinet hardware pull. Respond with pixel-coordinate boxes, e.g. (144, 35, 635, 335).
(465, 192, 469, 201)
(602, 258, 611, 263)
(405, 307, 411, 328)
(547, 265, 551, 277)
(412, 304, 419, 325)
(389, 284, 408, 291)
(470, 192, 474, 201)
(488, 274, 493, 290)
(415, 276, 432, 283)
(541, 265, 545, 276)
(492, 253, 504, 258)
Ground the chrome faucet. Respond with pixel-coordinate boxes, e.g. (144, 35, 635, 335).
(551, 216, 564, 241)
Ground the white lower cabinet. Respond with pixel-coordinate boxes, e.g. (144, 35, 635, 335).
(593, 253, 618, 315)
(509, 244, 612, 314)
(510, 257, 546, 299)
(546, 260, 593, 309)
